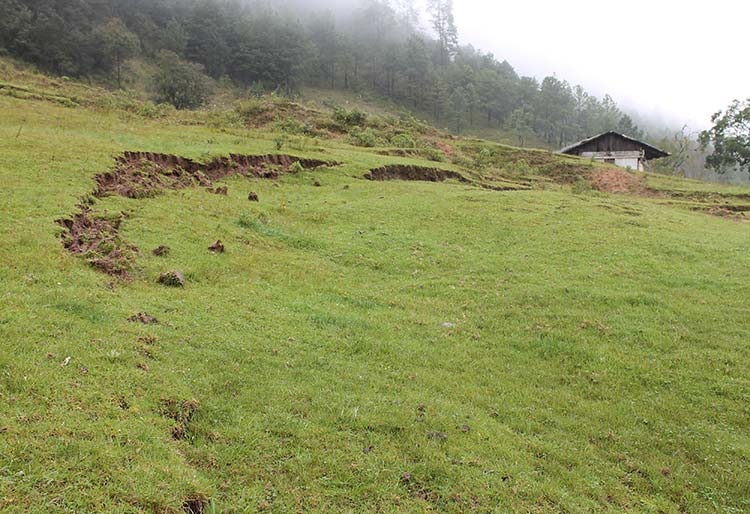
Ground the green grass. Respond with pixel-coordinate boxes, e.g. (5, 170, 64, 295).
(1, 63, 750, 513)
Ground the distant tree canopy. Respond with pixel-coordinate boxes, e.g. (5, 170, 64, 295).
(0, 0, 643, 142)
(699, 99, 750, 175)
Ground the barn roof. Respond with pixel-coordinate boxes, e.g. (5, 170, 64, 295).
(560, 131, 670, 160)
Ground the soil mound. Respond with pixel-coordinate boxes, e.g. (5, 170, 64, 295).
(128, 312, 159, 324)
(158, 270, 185, 287)
(56, 207, 138, 277)
(365, 165, 470, 184)
(208, 240, 225, 253)
(152, 245, 170, 256)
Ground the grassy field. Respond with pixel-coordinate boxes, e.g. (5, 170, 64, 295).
(1, 61, 749, 513)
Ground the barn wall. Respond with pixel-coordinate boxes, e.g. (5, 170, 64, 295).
(580, 151, 644, 171)
(576, 133, 643, 153)
(614, 157, 642, 171)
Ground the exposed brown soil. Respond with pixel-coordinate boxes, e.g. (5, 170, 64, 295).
(58, 151, 337, 277)
(695, 206, 750, 221)
(208, 240, 225, 253)
(56, 207, 138, 277)
(365, 165, 470, 184)
(182, 495, 209, 514)
(95, 151, 335, 199)
(589, 168, 647, 194)
(158, 397, 199, 440)
(158, 270, 185, 287)
(152, 245, 170, 256)
(127, 312, 159, 325)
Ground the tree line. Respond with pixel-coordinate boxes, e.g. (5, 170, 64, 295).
(1, 0, 645, 148)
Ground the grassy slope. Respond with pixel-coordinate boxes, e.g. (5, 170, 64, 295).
(1, 64, 750, 514)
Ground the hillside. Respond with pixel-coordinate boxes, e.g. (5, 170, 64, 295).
(1, 60, 749, 513)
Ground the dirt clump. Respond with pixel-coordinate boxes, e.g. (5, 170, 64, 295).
(365, 165, 470, 184)
(182, 494, 209, 514)
(158, 397, 199, 440)
(158, 270, 185, 287)
(589, 168, 646, 194)
(152, 245, 170, 257)
(127, 312, 159, 325)
(56, 207, 138, 277)
(698, 206, 750, 220)
(427, 431, 448, 441)
(248, 191, 259, 202)
(208, 240, 225, 253)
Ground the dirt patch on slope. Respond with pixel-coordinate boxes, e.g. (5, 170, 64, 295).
(589, 168, 647, 194)
(95, 152, 335, 199)
(365, 165, 470, 184)
(56, 207, 138, 277)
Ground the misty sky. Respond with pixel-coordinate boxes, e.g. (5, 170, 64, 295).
(449, 0, 747, 129)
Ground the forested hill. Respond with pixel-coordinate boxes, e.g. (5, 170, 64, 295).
(1, 0, 644, 148)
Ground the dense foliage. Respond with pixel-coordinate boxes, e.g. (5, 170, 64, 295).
(0, 0, 642, 145)
(699, 98, 750, 175)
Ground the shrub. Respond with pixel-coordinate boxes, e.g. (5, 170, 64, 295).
(152, 51, 212, 109)
(390, 133, 416, 148)
(235, 99, 268, 119)
(347, 127, 386, 148)
(273, 134, 288, 151)
(475, 148, 496, 169)
(332, 107, 367, 127)
(275, 116, 311, 135)
(421, 148, 446, 162)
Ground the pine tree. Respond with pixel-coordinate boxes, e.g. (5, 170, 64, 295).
(426, 0, 458, 65)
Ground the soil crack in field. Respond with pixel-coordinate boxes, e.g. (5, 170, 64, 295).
(96, 151, 335, 199)
(364, 164, 528, 191)
(58, 152, 337, 277)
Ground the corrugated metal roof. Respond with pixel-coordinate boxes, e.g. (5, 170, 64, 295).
(560, 131, 670, 160)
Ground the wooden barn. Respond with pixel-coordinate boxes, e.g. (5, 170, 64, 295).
(560, 131, 670, 171)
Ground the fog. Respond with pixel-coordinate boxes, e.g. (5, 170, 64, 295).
(285, 0, 747, 131)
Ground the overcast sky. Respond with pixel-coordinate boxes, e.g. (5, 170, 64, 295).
(448, 0, 747, 129)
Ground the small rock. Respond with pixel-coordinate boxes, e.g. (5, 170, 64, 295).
(158, 270, 185, 287)
(208, 240, 225, 253)
(363, 446, 373, 454)
(152, 245, 170, 257)
(212, 185, 228, 195)
(460, 424, 471, 433)
(248, 192, 259, 202)
(441, 322, 456, 328)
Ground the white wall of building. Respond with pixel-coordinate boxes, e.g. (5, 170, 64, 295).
(580, 151, 645, 171)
